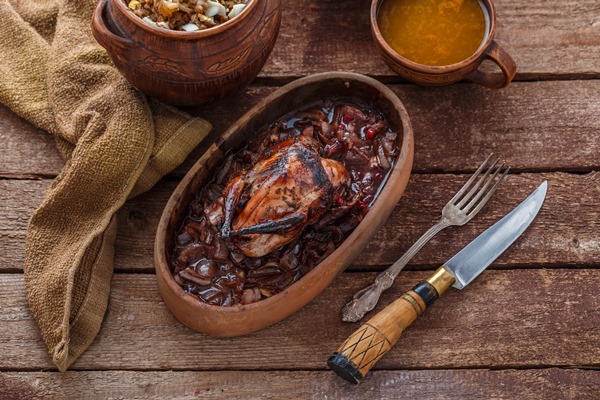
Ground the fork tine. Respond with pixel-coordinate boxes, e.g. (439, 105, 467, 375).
(448, 153, 494, 204)
(462, 162, 504, 211)
(456, 157, 500, 209)
(466, 166, 510, 217)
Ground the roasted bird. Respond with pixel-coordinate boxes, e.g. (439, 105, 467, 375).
(206, 135, 350, 257)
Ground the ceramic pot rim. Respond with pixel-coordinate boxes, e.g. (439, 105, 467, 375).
(111, 0, 258, 40)
(370, 0, 498, 74)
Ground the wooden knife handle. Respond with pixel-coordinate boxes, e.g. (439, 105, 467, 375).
(328, 267, 455, 384)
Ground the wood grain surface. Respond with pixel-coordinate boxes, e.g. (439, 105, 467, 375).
(2, 80, 600, 179)
(1, 369, 599, 400)
(260, 0, 600, 80)
(2, 0, 599, 397)
(2, 172, 598, 273)
(1, 271, 598, 371)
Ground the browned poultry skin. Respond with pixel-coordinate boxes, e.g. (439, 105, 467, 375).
(217, 136, 350, 257)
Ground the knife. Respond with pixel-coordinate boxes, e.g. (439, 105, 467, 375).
(328, 181, 548, 384)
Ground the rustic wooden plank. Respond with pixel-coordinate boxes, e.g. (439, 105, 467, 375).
(359, 170, 600, 268)
(259, 0, 600, 79)
(1, 369, 598, 400)
(189, 81, 600, 174)
(2, 172, 598, 273)
(0, 179, 49, 273)
(1, 270, 598, 370)
(2, 80, 600, 178)
(0, 105, 63, 178)
(399, 81, 600, 174)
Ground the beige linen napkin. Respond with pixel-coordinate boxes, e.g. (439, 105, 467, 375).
(0, 0, 212, 371)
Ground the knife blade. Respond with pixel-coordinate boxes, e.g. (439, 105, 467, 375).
(447, 180, 547, 289)
(328, 181, 548, 384)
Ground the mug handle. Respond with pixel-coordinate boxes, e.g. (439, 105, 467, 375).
(91, 0, 136, 58)
(466, 40, 516, 89)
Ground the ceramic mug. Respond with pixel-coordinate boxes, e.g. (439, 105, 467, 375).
(370, 0, 517, 89)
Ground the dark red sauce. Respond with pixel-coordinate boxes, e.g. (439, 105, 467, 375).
(171, 98, 400, 306)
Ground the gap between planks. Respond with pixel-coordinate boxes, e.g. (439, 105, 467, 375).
(252, 74, 600, 86)
(2, 168, 600, 181)
(1, 366, 598, 373)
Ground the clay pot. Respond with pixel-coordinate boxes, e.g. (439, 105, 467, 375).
(91, 0, 281, 105)
(154, 72, 414, 336)
(370, 0, 516, 88)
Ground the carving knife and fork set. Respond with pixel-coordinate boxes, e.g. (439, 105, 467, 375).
(328, 154, 548, 384)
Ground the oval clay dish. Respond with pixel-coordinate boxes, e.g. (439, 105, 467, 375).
(155, 72, 414, 336)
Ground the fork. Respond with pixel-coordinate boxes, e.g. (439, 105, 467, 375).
(341, 154, 510, 323)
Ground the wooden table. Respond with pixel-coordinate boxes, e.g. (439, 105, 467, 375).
(2, 0, 599, 398)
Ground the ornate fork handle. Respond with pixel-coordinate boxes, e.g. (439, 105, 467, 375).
(341, 220, 450, 322)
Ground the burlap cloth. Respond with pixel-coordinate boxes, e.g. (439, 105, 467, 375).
(0, 0, 212, 371)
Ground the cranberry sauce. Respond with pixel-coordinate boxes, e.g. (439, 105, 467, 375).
(171, 98, 400, 306)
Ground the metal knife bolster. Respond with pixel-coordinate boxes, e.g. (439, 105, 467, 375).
(425, 266, 456, 297)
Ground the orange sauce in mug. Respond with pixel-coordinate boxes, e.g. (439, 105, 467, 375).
(377, 0, 489, 66)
